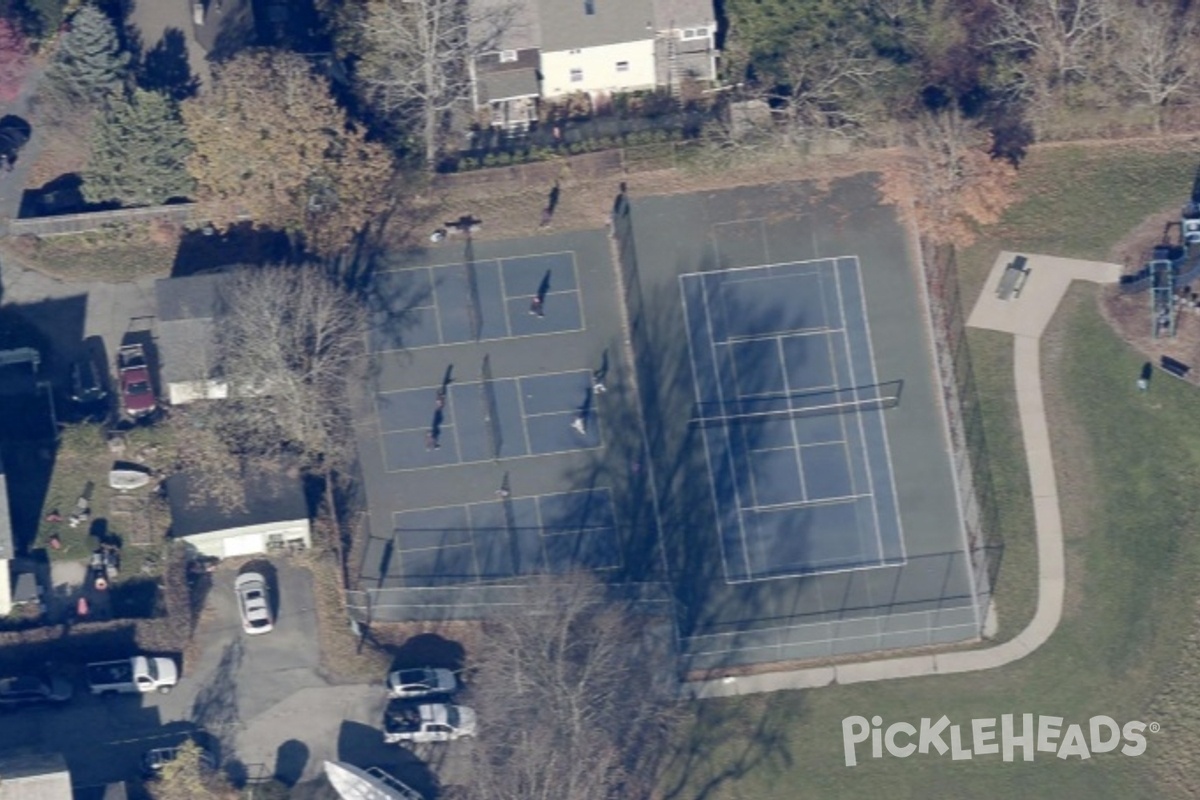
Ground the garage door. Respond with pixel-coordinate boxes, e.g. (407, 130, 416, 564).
(221, 533, 266, 558)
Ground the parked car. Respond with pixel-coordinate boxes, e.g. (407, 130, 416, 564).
(0, 673, 73, 708)
(117, 343, 156, 418)
(383, 702, 476, 744)
(70, 337, 109, 407)
(235, 572, 274, 635)
(86, 656, 178, 695)
(386, 667, 457, 699)
(142, 744, 217, 776)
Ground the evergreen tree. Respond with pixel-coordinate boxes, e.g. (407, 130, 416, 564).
(43, 4, 128, 107)
(83, 89, 194, 207)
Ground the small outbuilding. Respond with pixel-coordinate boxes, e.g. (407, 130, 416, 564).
(165, 467, 312, 559)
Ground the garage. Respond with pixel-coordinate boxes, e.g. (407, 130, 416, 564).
(165, 469, 312, 560)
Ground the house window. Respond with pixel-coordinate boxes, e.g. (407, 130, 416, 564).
(570, 68, 583, 82)
(569, 48, 581, 55)
(499, 49, 517, 63)
(616, 61, 629, 72)
(682, 26, 707, 40)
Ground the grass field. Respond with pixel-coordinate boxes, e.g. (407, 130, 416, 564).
(663, 142, 1200, 799)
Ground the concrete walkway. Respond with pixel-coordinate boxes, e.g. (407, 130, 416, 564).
(684, 251, 1121, 699)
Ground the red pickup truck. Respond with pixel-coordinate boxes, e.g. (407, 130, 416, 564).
(117, 344, 156, 418)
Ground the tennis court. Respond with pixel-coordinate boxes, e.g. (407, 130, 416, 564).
(380, 487, 621, 585)
(369, 251, 584, 351)
(374, 364, 601, 470)
(682, 257, 905, 583)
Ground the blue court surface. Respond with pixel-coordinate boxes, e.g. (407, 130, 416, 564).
(386, 488, 620, 584)
(369, 252, 584, 350)
(681, 257, 905, 582)
(375, 368, 601, 470)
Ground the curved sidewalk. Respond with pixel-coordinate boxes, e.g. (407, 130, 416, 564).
(684, 252, 1121, 699)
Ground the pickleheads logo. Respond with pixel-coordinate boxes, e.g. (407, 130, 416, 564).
(842, 715, 1158, 766)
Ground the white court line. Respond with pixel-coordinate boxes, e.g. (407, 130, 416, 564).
(513, 376, 536, 455)
(722, 552, 904, 585)
(693, 255, 847, 277)
(382, 439, 603, 474)
(744, 492, 874, 514)
(391, 486, 614, 517)
(831, 258, 885, 565)
(722, 327, 844, 344)
(678, 273, 738, 585)
(697, 273, 755, 581)
(461, 502, 485, 579)
(778, 336, 810, 506)
(495, 257, 515, 337)
(848, 255, 908, 564)
(371, 323, 585, 355)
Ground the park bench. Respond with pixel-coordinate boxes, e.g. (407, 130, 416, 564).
(996, 255, 1031, 300)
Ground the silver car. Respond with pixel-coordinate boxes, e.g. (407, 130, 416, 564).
(386, 667, 457, 699)
(234, 572, 274, 635)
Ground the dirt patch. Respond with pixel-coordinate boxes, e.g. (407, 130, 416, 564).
(1101, 286, 1200, 381)
(1107, 205, 1182, 270)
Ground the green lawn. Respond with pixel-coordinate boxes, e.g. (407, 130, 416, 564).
(664, 142, 1200, 799)
(34, 423, 172, 572)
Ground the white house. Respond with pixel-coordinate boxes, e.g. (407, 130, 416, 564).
(468, 0, 717, 127)
(166, 467, 311, 559)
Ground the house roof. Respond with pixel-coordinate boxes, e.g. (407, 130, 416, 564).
(479, 68, 541, 103)
(476, 48, 542, 102)
(155, 275, 226, 385)
(166, 467, 309, 539)
(155, 273, 224, 322)
(159, 318, 217, 385)
(470, 0, 540, 52)
(651, 0, 714, 30)
(538, 0, 655, 52)
(0, 752, 72, 800)
(0, 451, 13, 561)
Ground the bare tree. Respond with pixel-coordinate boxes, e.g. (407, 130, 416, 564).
(146, 740, 235, 800)
(989, 0, 1117, 106)
(465, 576, 680, 800)
(214, 265, 367, 472)
(353, 0, 516, 168)
(175, 265, 367, 511)
(1112, 0, 1200, 133)
(881, 106, 1018, 246)
(772, 32, 893, 143)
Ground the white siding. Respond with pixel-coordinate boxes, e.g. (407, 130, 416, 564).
(167, 379, 230, 406)
(542, 39, 656, 98)
(180, 519, 311, 559)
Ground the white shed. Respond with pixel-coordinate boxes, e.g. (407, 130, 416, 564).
(166, 467, 312, 559)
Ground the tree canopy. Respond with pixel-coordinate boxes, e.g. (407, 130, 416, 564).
(181, 49, 394, 254)
(83, 88, 194, 207)
(42, 3, 128, 108)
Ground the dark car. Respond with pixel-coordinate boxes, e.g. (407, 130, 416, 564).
(70, 336, 109, 407)
(0, 674, 74, 708)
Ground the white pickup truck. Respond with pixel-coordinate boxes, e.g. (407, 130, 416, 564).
(383, 703, 477, 744)
(87, 656, 178, 695)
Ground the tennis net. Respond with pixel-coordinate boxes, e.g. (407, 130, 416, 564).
(464, 241, 482, 341)
(691, 379, 903, 428)
(481, 354, 502, 459)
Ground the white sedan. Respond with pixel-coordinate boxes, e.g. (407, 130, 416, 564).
(235, 572, 274, 635)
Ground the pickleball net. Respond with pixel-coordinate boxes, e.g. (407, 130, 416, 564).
(481, 354, 502, 459)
